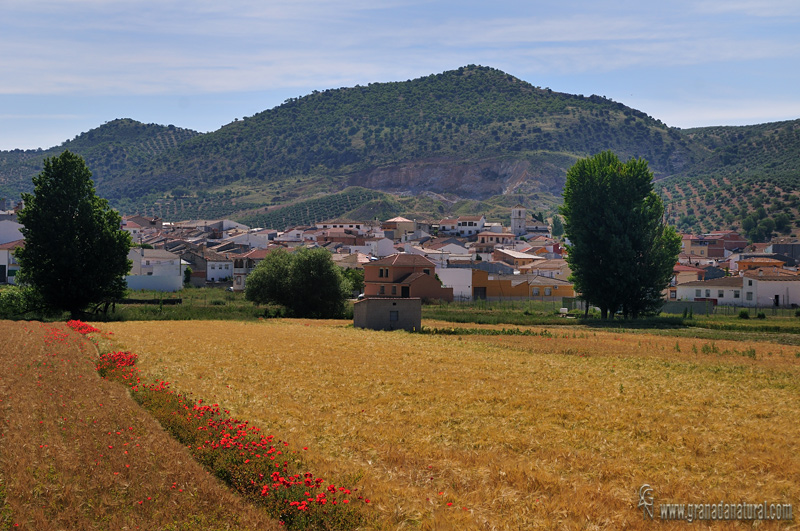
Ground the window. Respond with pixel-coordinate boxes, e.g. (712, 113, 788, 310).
(670, 291, 676, 299)
(379, 285, 385, 295)
(748, 279, 753, 286)
(225, 264, 229, 269)
(211, 264, 216, 269)
(746, 292, 753, 301)
(718, 290, 724, 298)
(695, 289, 701, 297)
(389, 311, 399, 322)
(533, 287, 540, 296)
(545, 288, 552, 296)
(705, 289, 711, 298)
(734, 290, 740, 299)
(423, 269, 430, 275)
(391, 286, 397, 295)
(379, 269, 384, 278)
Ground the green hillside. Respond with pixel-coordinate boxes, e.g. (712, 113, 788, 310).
(1, 66, 694, 201)
(1, 66, 798, 239)
(658, 120, 800, 240)
(0, 119, 199, 202)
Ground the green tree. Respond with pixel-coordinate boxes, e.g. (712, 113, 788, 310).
(245, 248, 294, 308)
(245, 247, 349, 318)
(551, 215, 564, 238)
(775, 212, 791, 233)
(560, 151, 680, 319)
(16, 151, 131, 316)
(341, 267, 365, 295)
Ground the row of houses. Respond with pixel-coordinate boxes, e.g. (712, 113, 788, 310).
(671, 262, 800, 308)
(12, 198, 800, 309)
(105, 207, 573, 301)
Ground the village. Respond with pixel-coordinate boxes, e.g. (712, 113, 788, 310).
(2, 200, 800, 310)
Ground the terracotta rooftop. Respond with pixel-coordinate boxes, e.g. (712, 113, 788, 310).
(0, 239, 24, 250)
(674, 264, 705, 272)
(742, 267, 799, 281)
(368, 253, 435, 268)
(681, 277, 743, 288)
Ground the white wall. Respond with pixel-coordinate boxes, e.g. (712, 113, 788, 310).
(227, 233, 273, 249)
(0, 221, 23, 245)
(437, 268, 472, 301)
(206, 261, 233, 281)
(676, 284, 747, 306)
(350, 238, 396, 258)
(751, 278, 800, 307)
(125, 275, 183, 292)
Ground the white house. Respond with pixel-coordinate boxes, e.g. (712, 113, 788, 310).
(675, 277, 744, 305)
(315, 221, 370, 235)
(742, 268, 800, 307)
(349, 237, 396, 258)
(437, 215, 486, 238)
(275, 227, 310, 243)
(456, 215, 486, 238)
(0, 239, 23, 284)
(182, 248, 234, 283)
(225, 231, 274, 249)
(431, 242, 471, 255)
(125, 248, 183, 291)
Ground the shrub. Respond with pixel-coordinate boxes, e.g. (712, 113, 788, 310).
(738, 309, 750, 319)
(757, 312, 766, 319)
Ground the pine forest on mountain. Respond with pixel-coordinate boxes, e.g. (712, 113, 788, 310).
(1, 65, 799, 241)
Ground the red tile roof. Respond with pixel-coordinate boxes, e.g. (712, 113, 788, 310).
(674, 264, 705, 272)
(0, 239, 24, 250)
(743, 267, 799, 281)
(368, 253, 435, 268)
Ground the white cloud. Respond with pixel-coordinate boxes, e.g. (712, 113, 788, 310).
(694, 0, 800, 17)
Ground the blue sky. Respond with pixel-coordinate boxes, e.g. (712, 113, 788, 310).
(2, 0, 799, 150)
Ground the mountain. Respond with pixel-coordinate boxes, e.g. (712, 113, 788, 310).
(1, 66, 798, 237)
(0, 119, 199, 205)
(657, 120, 800, 238)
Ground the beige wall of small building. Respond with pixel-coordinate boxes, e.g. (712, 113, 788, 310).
(353, 298, 422, 331)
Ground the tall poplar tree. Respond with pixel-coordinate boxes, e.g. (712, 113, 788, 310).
(560, 151, 680, 319)
(16, 151, 131, 316)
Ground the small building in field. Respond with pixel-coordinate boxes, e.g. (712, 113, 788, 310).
(353, 298, 421, 332)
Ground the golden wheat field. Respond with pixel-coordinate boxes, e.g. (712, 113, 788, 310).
(97, 319, 800, 530)
(0, 320, 280, 531)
